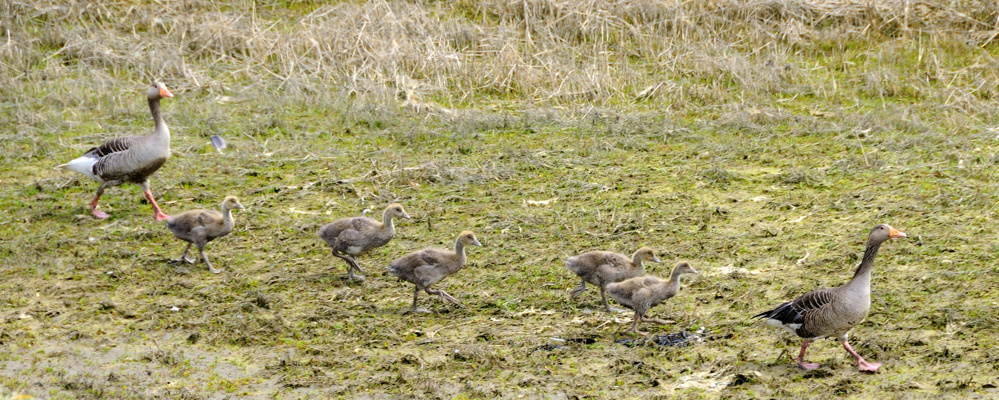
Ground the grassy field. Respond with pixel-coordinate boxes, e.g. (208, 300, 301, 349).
(2, 0, 999, 398)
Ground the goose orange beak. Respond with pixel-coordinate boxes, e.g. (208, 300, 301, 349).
(160, 86, 173, 98)
(888, 227, 907, 238)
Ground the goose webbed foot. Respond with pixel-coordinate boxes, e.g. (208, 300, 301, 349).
(569, 286, 585, 299)
(856, 360, 882, 372)
(143, 189, 169, 221)
(438, 290, 460, 305)
(203, 255, 222, 274)
(90, 190, 108, 219)
(404, 307, 431, 314)
(796, 361, 820, 370)
(795, 341, 819, 370)
(346, 272, 366, 282)
(857, 359, 881, 372)
(427, 289, 461, 306)
(844, 341, 881, 372)
(332, 251, 364, 281)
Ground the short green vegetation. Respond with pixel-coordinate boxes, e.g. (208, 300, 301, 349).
(1, 0, 998, 398)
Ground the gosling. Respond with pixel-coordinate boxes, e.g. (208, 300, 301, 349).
(318, 203, 410, 281)
(387, 230, 481, 314)
(165, 196, 244, 274)
(606, 262, 698, 335)
(565, 247, 661, 312)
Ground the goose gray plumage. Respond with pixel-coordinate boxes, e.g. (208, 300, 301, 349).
(606, 262, 698, 335)
(565, 247, 661, 312)
(58, 82, 174, 221)
(318, 203, 410, 281)
(387, 230, 481, 313)
(165, 196, 244, 274)
(754, 223, 907, 372)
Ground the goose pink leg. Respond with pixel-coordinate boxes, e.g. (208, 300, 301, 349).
(90, 187, 109, 219)
(144, 189, 170, 221)
(843, 341, 881, 372)
(795, 341, 819, 370)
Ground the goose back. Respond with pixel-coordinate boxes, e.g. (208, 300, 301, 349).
(319, 203, 409, 255)
(607, 262, 697, 315)
(388, 230, 480, 288)
(565, 247, 658, 288)
(166, 196, 243, 244)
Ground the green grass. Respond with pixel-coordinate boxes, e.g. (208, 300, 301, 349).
(2, 0, 999, 398)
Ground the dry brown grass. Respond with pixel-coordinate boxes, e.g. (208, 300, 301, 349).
(2, 0, 997, 115)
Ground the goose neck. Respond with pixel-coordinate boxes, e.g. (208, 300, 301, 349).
(631, 254, 646, 271)
(382, 211, 395, 234)
(670, 266, 685, 281)
(149, 98, 168, 132)
(453, 239, 467, 263)
(849, 239, 883, 288)
(221, 207, 234, 230)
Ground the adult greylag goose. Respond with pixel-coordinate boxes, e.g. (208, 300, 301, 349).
(387, 230, 481, 313)
(58, 82, 174, 221)
(754, 224, 907, 372)
(565, 247, 661, 312)
(606, 262, 698, 335)
(165, 196, 244, 274)
(318, 203, 410, 281)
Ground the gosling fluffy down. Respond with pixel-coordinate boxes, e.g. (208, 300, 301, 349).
(166, 196, 244, 274)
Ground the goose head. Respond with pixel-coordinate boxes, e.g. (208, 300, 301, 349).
(674, 261, 698, 275)
(633, 247, 661, 264)
(869, 224, 907, 244)
(458, 230, 481, 247)
(222, 196, 245, 212)
(148, 82, 173, 100)
(385, 203, 411, 220)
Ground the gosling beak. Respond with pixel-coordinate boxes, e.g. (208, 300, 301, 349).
(652, 256, 662, 263)
(402, 212, 411, 219)
(236, 204, 245, 210)
(690, 267, 699, 275)
(888, 227, 907, 238)
(472, 239, 482, 247)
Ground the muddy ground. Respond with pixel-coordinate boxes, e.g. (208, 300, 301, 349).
(3, 109, 999, 399)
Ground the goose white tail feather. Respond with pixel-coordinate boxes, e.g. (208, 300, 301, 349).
(765, 318, 802, 333)
(57, 155, 101, 182)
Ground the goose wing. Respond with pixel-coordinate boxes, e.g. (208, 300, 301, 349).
(87, 136, 141, 159)
(754, 288, 836, 337)
(90, 136, 165, 180)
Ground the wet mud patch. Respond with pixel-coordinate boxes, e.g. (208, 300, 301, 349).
(614, 329, 707, 348)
